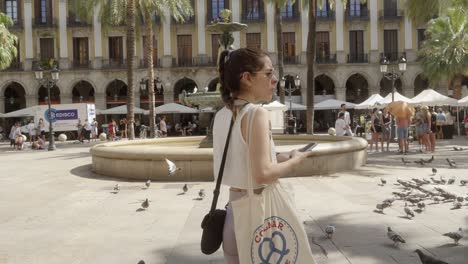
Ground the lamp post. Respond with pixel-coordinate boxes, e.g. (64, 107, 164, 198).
(34, 65, 59, 151)
(279, 75, 301, 134)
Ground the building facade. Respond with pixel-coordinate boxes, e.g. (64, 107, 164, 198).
(0, 0, 445, 114)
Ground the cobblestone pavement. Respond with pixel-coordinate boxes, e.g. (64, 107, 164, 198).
(0, 137, 467, 264)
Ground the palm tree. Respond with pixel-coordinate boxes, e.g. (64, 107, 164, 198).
(75, 1, 192, 139)
(406, 0, 468, 99)
(0, 12, 17, 70)
(418, 7, 468, 99)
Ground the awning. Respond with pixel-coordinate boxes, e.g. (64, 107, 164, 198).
(150, 103, 199, 114)
(410, 89, 458, 106)
(314, 99, 356, 110)
(355, 94, 384, 109)
(263, 100, 288, 111)
(2, 106, 41, 118)
(99, 105, 147, 115)
(458, 95, 468, 106)
(378, 91, 412, 106)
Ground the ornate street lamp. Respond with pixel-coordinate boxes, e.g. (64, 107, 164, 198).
(34, 65, 59, 151)
(280, 75, 301, 134)
(380, 55, 407, 102)
(155, 77, 163, 93)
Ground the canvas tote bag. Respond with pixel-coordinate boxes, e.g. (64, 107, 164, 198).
(231, 106, 316, 264)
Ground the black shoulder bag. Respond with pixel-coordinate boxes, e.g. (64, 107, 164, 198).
(200, 118, 234, 255)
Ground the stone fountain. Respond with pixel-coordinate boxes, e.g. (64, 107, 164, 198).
(179, 9, 247, 148)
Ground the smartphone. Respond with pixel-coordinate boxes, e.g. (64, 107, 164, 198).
(299, 142, 317, 152)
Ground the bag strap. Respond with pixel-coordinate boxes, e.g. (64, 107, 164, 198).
(209, 117, 234, 213)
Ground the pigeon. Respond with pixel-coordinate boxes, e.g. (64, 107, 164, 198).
(192, 87, 198, 94)
(376, 203, 390, 212)
(182, 184, 188, 193)
(325, 225, 335, 239)
(456, 196, 464, 203)
(447, 158, 456, 165)
(452, 202, 462, 209)
(414, 249, 449, 264)
(141, 198, 149, 210)
(383, 198, 395, 206)
(447, 177, 455, 185)
(166, 158, 181, 176)
(407, 197, 421, 205)
(433, 196, 441, 203)
(446, 158, 457, 168)
(432, 168, 437, 175)
(440, 176, 446, 185)
(387, 227, 406, 245)
(145, 179, 151, 188)
(417, 202, 426, 211)
(430, 177, 442, 185)
(422, 178, 431, 184)
(113, 184, 120, 193)
(465, 196, 468, 202)
(443, 227, 463, 244)
(198, 189, 205, 199)
(404, 206, 415, 218)
(203, 87, 209, 93)
(424, 155, 435, 163)
(412, 178, 426, 186)
(453, 147, 464, 151)
(401, 158, 411, 165)
(380, 178, 387, 185)
(414, 159, 426, 166)
(460, 180, 467, 186)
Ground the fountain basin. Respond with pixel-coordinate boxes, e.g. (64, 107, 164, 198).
(90, 135, 368, 181)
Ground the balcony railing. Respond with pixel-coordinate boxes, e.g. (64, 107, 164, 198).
(172, 57, 216, 67)
(6, 18, 23, 29)
(282, 13, 301, 22)
(316, 53, 337, 64)
(2, 61, 23, 71)
(379, 9, 404, 20)
(32, 59, 59, 70)
(173, 15, 195, 25)
(283, 56, 301, 65)
(381, 52, 406, 62)
(72, 60, 91, 69)
(139, 59, 162, 68)
(241, 11, 265, 23)
(33, 17, 57, 28)
(347, 53, 369, 63)
(67, 16, 91, 27)
(317, 10, 335, 21)
(102, 58, 126, 69)
(345, 8, 369, 21)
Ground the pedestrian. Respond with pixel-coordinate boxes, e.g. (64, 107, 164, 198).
(159, 116, 167, 137)
(335, 112, 347, 136)
(339, 103, 353, 136)
(429, 107, 437, 152)
(76, 119, 83, 143)
(464, 114, 468, 138)
(38, 118, 46, 140)
(370, 108, 383, 152)
(91, 118, 98, 141)
(382, 107, 392, 151)
(396, 109, 412, 154)
(9, 122, 18, 148)
(83, 119, 92, 143)
(27, 119, 36, 143)
(212, 48, 314, 263)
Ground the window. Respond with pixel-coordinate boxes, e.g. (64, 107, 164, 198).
(108, 37, 123, 62)
(5, 0, 18, 23)
(73, 38, 89, 66)
(39, 38, 54, 61)
(349, 30, 364, 62)
(281, 0, 297, 19)
(142, 36, 158, 66)
(177, 35, 192, 66)
(349, 0, 361, 16)
(211, 34, 221, 64)
(383, 0, 397, 16)
(246, 33, 261, 51)
(316, 0, 329, 17)
(383, 30, 398, 61)
(243, 0, 263, 20)
(417, 29, 426, 50)
(316, 32, 330, 59)
(282, 32, 296, 63)
(35, 0, 51, 24)
(208, 0, 229, 21)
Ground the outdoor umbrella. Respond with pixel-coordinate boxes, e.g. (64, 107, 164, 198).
(355, 94, 384, 109)
(458, 95, 468, 106)
(387, 101, 415, 119)
(314, 99, 356, 110)
(378, 91, 412, 106)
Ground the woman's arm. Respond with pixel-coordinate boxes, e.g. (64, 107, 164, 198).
(243, 107, 309, 185)
(371, 115, 376, 130)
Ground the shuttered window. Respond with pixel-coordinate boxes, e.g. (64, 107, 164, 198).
(383, 30, 398, 61)
(109, 37, 123, 62)
(316, 31, 330, 58)
(282, 32, 296, 63)
(5, 0, 18, 22)
(39, 38, 54, 61)
(73, 38, 89, 65)
(349, 30, 364, 61)
(177, 35, 192, 66)
(246, 33, 261, 51)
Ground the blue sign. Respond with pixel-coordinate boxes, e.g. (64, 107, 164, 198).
(45, 109, 78, 123)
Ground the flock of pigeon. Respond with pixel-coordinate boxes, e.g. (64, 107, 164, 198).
(323, 152, 466, 264)
(111, 158, 205, 211)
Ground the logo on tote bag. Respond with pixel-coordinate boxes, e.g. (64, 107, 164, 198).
(251, 216, 298, 264)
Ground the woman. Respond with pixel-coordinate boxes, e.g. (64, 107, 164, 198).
(419, 106, 432, 152)
(382, 108, 392, 151)
(370, 108, 383, 152)
(429, 107, 437, 152)
(464, 114, 468, 138)
(212, 48, 311, 263)
(38, 118, 46, 140)
(108, 120, 115, 140)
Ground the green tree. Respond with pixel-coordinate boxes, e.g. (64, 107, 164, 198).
(419, 7, 468, 98)
(0, 12, 18, 70)
(75, 0, 192, 139)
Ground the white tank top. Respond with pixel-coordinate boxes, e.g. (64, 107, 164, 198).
(213, 103, 276, 189)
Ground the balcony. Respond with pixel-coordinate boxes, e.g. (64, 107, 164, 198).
(6, 18, 23, 29)
(316, 53, 337, 64)
(102, 58, 126, 69)
(33, 17, 57, 28)
(173, 15, 195, 25)
(32, 59, 59, 70)
(172, 57, 215, 67)
(67, 16, 91, 27)
(347, 53, 369, 63)
(282, 13, 301, 22)
(380, 52, 406, 62)
(317, 10, 335, 21)
(283, 56, 301, 65)
(2, 61, 23, 71)
(379, 9, 404, 20)
(139, 59, 162, 68)
(72, 60, 91, 69)
(241, 11, 265, 23)
(345, 9, 369, 21)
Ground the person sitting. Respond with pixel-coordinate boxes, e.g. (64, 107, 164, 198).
(15, 133, 25, 150)
(335, 112, 347, 136)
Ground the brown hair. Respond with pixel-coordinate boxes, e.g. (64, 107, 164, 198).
(218, 48, 269, 109)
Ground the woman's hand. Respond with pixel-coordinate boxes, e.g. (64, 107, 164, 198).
(289, 149, 310, 165)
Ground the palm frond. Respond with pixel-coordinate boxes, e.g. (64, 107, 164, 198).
(0, 12, 18, 70)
